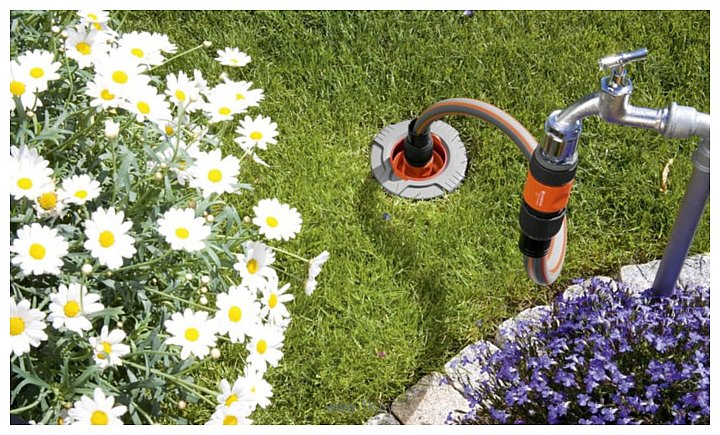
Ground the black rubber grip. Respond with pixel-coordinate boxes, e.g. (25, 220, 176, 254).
(529, 147, 578, 187)
(404, 119, 434, 167)
(519, 201, 565, 241)
(519, 233, 551, 258)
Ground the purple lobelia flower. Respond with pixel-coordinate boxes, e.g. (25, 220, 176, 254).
(451, 280, 710, 425)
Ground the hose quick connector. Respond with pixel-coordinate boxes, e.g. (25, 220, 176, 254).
(542, 111, 582, 163)
(519, 147, 578, 258)
(404, 118, 434, 167)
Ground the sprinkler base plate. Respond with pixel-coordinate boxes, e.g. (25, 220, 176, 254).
(370, 120, 467, 200)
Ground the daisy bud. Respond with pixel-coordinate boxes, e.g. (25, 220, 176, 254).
(104, 119, 120, 139)
(188, 200, 196, 209)
(160, 162, 168, 169)
(81, 264, 93, 275)
(64, 401, 73, 409)
(116, 321, 123, 328)
(210, 348, 221, 359)
(203, 210, 208, 216)
(155, 171, 163, 180)
(185, 273, 194, 280)
(243, 216, 251, 224)
(178, 400, 187, 410)
(200, 286, 208, 294)
(60, 30, 69, 38)
(203, 40, 212, 48)
(51, 25, 60, 33)
(201, 275, 211, 284)
(25, 110, 35, 118)
(205, 214, 214, 223)
(199, 296, 208, 305)
(151, 278, 157, 284)
(106, 271, 112, 277)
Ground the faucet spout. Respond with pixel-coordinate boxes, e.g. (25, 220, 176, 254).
(555, 92, 601, 127)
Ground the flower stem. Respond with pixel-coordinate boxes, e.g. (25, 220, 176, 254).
(146, 44, 206, 74)
(113, 250, 173, 274)
(122, 360, 218, 405)
(269, 245, 309, 263)
(144, 286, 209, 311)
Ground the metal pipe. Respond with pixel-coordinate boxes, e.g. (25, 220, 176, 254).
(651, 137, 710, 297)
(555, 92, 601, 126)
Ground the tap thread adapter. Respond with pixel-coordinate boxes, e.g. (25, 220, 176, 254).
(403, 118, 435, 167)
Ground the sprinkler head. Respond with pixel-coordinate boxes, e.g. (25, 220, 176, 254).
(370, 120, 467, 199)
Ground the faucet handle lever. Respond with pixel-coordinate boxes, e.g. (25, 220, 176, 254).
(598, 48, 648, 71)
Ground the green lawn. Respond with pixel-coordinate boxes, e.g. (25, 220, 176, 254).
(124, 10, 709, 424)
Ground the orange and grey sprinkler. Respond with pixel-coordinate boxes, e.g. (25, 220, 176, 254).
(372, 48, 710, 295)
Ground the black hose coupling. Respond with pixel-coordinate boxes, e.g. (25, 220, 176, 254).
(519, 147, 578, 258)
(403, 118, 434, 167)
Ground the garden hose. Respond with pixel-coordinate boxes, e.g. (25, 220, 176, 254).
(406, 98, 568, 285)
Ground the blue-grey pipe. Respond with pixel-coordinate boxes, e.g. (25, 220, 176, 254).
(651, 137, 710, 297)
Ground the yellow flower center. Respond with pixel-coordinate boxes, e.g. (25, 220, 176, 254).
(97, 341, 112, 359)
(17, 177, 32, 190)
(136, 101, 150, 114)
(250, 386, 256, 393)
(88, 13, 98, 21)
(249, 131, 263, 141)
(29, 243, 46, 260)
(112, 71, 128, 84)
(229, 58, 239, 65)
(266, 216, 278, 228)
(256, 339, 267, 355)
(37, 192, 57, 210)
(223, 415, 238, 425)
(10, 81, 26, 96)
(175, 90, 186, 101)
(246, 259, 258, 274)
(165, 125, 175, 136)
(75, 190, 88, 199)
(99, 230, 115, 248)
(64, 301, 80, 318)
(268, 293, 278, 309)
(76, 42, 92, 55)
(224, 394, 238, 407)
(175, 227, 190, 239)
(57, 417, 64, 425)
(100, 89, 115, 101)
(235, 93, 245, 100)
(90, 410, 108, 425)
(228, 306, 242, 323)
(93, 22, 103, 31)
(218, 107, 231, 116)
(207, 169, 223, 183)
(10, 317, 25, 336)
(185, 327, 200, 342)
(131, 48, 144, 58)
(30, 67, 44, 79)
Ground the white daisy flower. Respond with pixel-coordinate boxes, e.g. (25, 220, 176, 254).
(193, 68, 209, 95)
(10, 223, 68, 276)
(157, 207, 211, 252)
(67, 387, 127, 425)
(17, 49, 61, 92)
(116, 31, 167, 66)
(233, 241, 277, 292)
(10, 59, 41, 111)
(47, 283, 104, 334)
(165, 71, 202, 112)
(150, 32, 177, 54)
(33, 184, 67, 219)
(234, 115, 278, 152)
(215, 47, 251, 67)
(216, 378, 253, 410)
(59, 174, 101, 205)
(246, 323, 284, 370)
(214, 285, 262, 344)
(205, 404, 253, 425)
(89, 325, 130, 369)
(240, 364, 273, 409)
(63, 26, 111, 68)
(260, 277, 294, 325)
(10, 144, 53, 200)
(156, 140, 201, 186)
(252, 198, 303, 241)
(213, 79, 263, 110)
(10, 297, 48, 356)
(189, 149, 240, 197)
(164, 308, 218, 360)
(202, 88, 243, 123)
(83, 207, 136, 270)
(77, 10, 111, 30)
(123, 84, 172, 125)
(104, 119, 120, 139)
(85, 76, 123, 110)
(93, 52, 150, 97)
(305, 250, 330, 296)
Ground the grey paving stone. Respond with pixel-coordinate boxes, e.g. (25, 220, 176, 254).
(620, 254, 710, 293)
(495, 305, 551, 347)
(562, 284, 585, 300)
(391, 372, 469, 425)
(365, 413, 401, 425)
(444, 340, 498, 394)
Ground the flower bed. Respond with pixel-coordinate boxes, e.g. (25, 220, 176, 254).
(454, 278, 710, 425)
(10, 10, 328, 425)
